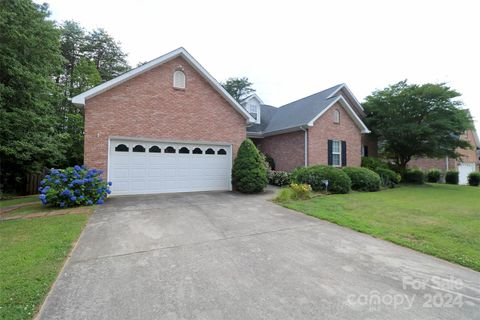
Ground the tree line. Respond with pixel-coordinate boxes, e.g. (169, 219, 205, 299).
(1, 0, 130, 192)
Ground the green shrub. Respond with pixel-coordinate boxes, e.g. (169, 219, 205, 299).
(342, 167, 381, 192)
(468, 172, 480, 186)
(232, 139, 268, 193)
(264, 154, 275, 170)
(289, 183, 313, 200)
(403, 169, 425, 184)
(375, 168, 400, 188)
(291, 165, 351, 194)
(445, 171, 459, 185)
(361, 157, 388, 171)
(268, 171, 291, 186)
(426, 169, 442, 183)
(38, 166, 111, 208)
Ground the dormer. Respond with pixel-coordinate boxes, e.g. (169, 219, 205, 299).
(241, 94, 263, 124)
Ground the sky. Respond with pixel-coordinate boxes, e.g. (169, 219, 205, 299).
(39, 0, 479, 131)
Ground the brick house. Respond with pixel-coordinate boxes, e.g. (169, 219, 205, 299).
(243, 85, 374, 172)
(408, 128, 480, 184)
(73, 48, 372, 195)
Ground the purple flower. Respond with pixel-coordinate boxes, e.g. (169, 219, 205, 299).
(108, 181, 112, 186)
(106, 189, 111, 194)
(70, 196, 77, 201)
(39, 194, 46, 200)
(97, 199, 104, 205)
(87, 200, 93, 205)
(60, 202, 65, 208)
(74, 165, 82, 171)
(40, 180, 45, 186)
(60, 189, 71, 196)
(54, 179, 60, 185)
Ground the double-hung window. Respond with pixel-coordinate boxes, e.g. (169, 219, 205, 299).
(331, 140, 341, 166)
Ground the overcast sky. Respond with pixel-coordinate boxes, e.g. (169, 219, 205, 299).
(40, 0, 479, 131)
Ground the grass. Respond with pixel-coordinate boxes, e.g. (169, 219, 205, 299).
(0, 195, 38, 208)
(4, 203, 61, 217)
(0, 213, 90, 319)
(278, 184, 480, 271)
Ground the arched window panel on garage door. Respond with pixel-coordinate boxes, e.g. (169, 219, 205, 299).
(133, 145, 146, 152)
(217, 148, 227, 155)
(179, 147, 190, 154)
(115, 144, 129, 152)
(149, 146, 161, 153)
(192, 147, 203, 154)
(164, 146, 176, 153)
(205, 148, 215, 155)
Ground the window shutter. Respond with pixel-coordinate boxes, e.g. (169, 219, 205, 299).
(341, 141, 347, 167)
(327, 140, 333, 165)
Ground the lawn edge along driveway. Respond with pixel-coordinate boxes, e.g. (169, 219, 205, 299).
(0, 211, 90, 319)
(278, 184, 480, 272)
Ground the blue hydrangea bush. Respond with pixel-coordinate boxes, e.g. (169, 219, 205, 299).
(38, 165, 112, 208)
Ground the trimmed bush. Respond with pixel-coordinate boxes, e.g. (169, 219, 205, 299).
(342, 167, 381, 192)
(445, 171, 459, 185)
(268, 171, 291, 187)
(291, 165, 351, 194)
(375, 168, 400, 188)
(426, 169, 442, 183)
(232, 139, 268, 193)
(468, 172, 480, 186)
(361, 157, 388, 171)
(403, 169, 425, 184)
(264, 154, 275, 170)
(38, 166, 111, 208)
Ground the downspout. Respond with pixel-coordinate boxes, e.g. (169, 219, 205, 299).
(300, 126, 308, 167)
(445, 156, 449, 171)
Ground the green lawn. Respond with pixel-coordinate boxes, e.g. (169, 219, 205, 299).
(279, 184, 480, 271)
(4, 203, 60, 216)
(0, 214, 89, 319)
(0, 195, 38, 208)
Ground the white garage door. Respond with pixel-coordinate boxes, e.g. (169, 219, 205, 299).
(458, 163, 476, 185)
(109, 139, 232, 195)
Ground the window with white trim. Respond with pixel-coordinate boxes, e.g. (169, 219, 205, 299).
(333, 109, 340, 124)
(247, 103, 259, 122)
(173, 70, 186, 89)
(332, 140, 341, 166)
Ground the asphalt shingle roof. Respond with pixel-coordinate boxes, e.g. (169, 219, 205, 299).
(247, 84, 344, 135)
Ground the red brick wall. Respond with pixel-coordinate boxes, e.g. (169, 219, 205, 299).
(308, 102, 362, 167)
(408, 157, 449, 171)
(256, 131, 305, 172)
(84, 56, 247, 177)
(361, 134, 378, 157)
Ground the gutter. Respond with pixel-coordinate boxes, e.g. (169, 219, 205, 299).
(300, 126, 308, 167)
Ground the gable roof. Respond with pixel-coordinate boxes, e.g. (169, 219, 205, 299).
(247, 84, 370, 136)
(71, 47, 255, 123)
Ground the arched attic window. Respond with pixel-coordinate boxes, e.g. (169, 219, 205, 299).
(173, 68, 186, 89)
(333, 109, 340, 124)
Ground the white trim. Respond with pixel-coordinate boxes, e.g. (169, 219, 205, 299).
(327, 83, 364, 111)
(107, 137, 111, 185)
(72, 47, 255, 123)
(109, 135, 232, 147)
(307, 96, 370, 133)
(331, 140, 342, 167)
(242, 93, 264, 105)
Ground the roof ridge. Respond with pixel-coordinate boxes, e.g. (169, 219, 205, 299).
(277, 83, 344, 109)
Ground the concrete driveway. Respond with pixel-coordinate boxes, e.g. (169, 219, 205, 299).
(38, 190, 479, 319)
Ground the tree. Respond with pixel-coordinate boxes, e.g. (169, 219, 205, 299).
(232, 139, 268, 193)
(0, 0, 66, 192)
(363, 81, 472, 174)
(221, 77, 255, 103)
(84, 28, 130, 81)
